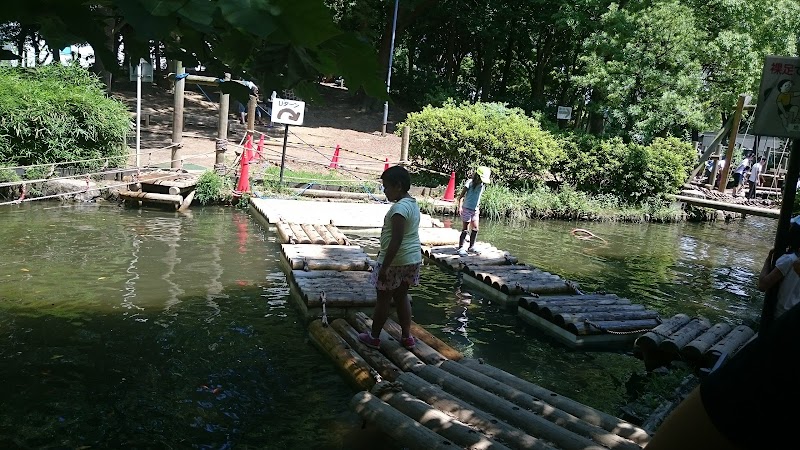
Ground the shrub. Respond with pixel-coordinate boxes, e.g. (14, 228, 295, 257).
(552, 133, 696, 204)
(0, 65, 129, 170)
(398, 100, 562, 188)
(195, 171, 228, 205)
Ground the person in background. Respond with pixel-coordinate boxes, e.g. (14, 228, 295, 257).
(757, 217, 800, 318)
(731, 153, 751, 196)
(455, 166, 491, 256)
(358, 166, 421, 351)
(235, 79, 264, 125)
(746, 156, 765, 199)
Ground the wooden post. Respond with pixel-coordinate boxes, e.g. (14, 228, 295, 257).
(400, 125, 409, 164)
(171, 61, 185, 170)
(718, 94, 747, 192)
(247, 94, 257, 143)
(707, 154, 720, 189)
(215, 73, 231, 174)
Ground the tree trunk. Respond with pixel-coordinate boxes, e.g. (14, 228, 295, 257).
(495, 34, 515, 98)
(588, 89, 606, 135)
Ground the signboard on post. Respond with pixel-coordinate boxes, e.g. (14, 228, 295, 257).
(753, 55, 800, 138)
(129, 61, 153, 82)
(556, 106, 572, 120)
(272, 98, 306, 126)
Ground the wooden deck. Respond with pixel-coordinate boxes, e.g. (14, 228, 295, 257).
(311, 313, 651, 450)
(120, 170, 199, 210)
(424, 244, 659, 349)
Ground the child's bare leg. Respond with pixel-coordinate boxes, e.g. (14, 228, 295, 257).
(392, 282, 412, 338)
(370, 289, 393, 338)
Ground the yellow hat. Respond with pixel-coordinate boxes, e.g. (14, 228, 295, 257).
(476, 166, 491, 184)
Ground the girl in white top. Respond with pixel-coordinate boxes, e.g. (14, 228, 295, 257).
(358, 166, 421, 351)
(758, 220, 800, 318)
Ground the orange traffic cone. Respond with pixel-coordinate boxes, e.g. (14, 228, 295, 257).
(442, 171, 456, 202)
(384, 157, 389, 172)
(245, 134, 254, 162)
(329, 145, 340, 169)
(255, 134, 264, 161)
(235, 137, 252, 196)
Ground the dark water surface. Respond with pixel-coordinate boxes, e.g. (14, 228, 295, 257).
(0, 204, 774, 448)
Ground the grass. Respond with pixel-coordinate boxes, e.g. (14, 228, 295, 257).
(420, 184, 685, 223)
(257, 166, 382, 195)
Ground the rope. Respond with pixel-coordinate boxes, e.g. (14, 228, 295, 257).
(570, 228, 608, 243)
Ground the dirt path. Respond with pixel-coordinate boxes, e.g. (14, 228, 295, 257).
(114, 83, 407, 181)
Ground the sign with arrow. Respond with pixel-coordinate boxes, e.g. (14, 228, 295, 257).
(272, 98, 305, 126)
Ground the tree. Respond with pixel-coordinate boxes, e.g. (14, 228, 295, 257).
(0, 0, 387, 99)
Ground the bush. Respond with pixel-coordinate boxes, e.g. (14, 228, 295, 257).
(195, 171, 229, 205)
(0, 65, 129, 170)
(398, 100, 562, 188)
(552, 133, 696, 204)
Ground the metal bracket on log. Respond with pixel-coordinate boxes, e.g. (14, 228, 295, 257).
(320, 292, 328, 327)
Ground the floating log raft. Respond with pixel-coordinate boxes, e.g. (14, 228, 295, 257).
(250, 197, 442, 227)
(422, 243, 519, 271)
(275, 221, 348, 245)
(517, 294, 660, 349)
(308, 312, 650, 450)
(281, 244, 373, 271)
(633, 314, 756, 372)
(119, 190, 185, 209)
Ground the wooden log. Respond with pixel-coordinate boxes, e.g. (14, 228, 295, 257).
(704, 325, 756, 367)
(350, 391, 457, 450)
(292, 188, 387, 202)
(524, 297, 631, 312)
(540, 304, 646, 321)
(567, 319, 661, 336)
(325, 223, 350, 245)
(119, 190, 183, 206)
(438, 360, 643, 450)
(396, 372, 556, 450)
(331, 319, 402, 382)
(634, 314, 691, 352)
(300, 223, 326, 245)
(177, 190, 195, 212)
(376, 388, 512, 450)
(459, 359, 651, 446)
(289, 259, 370, 271)
(669, 194, 779, 218)
(282, 245, 367, 256)
(308, 320, 375, 391)
(348, 312, 426, 373)
(415, 365, 607, 450)
(288, 223, 312, 244)
(313, 224, 339, 245)
(408, 322, 463, 362)
(554, 309, 660, 327)
(305, 292, 375, 307)
(275, 222, 295, 244)
(658, 318, 711, 354)
(291, 270, 370, 279)
(680, 322, 733, 364)
(382, 318, 448, 366)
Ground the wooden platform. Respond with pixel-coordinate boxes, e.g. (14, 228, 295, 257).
(518, 294, 660, 349)
(275, 221, 349, 245)
(251, 197, 444, 228)
(280, 244, 378, 322)
(633, 314, 756, 372)
(422, 243, 519, 271)
(310, 312, 651, 450)
(121, 170, 199, 210)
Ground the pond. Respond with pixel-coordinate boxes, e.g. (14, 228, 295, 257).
(0, 203, 773, 448)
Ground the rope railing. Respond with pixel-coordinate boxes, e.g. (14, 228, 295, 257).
(0, 143, 182, 172)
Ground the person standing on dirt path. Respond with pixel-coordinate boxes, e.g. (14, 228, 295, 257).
(235, 79, 264, 125)
(456, 166, 490, 256)
(747, 156, 766, 199)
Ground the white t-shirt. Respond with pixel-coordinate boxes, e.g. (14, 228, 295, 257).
(749, 162, 763, 182)
(734, 159, 749, 174)
(775, 252, 800, 317)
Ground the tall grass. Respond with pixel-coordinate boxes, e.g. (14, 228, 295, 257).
(258, 166, 381, 194)
(430, 184, 685, 223)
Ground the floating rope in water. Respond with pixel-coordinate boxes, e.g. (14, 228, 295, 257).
(571, 228, 607, 243)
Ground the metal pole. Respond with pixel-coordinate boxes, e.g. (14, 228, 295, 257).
(279, 124, 290, 184)
(135, 59, 142, 168)
(171, 61, 185, 169)
(761, 138, 800, 331)
(381, 0, 400, 136)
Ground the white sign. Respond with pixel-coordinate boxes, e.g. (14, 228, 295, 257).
(272, 98, 305, 126)
(753, 55, 800, 138)
(557, 106, 572, 120)
(129, 61, 153, 82)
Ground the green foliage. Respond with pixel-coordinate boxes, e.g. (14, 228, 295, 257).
(1, 0, 386, 100)
(399, 101, 562, 188)
(552, 134, 697, 204)
(472, 183, 684, 223)
(259, 166, 381, 194)
(0, 167, 19, 183)
(195, 171, 230, 205)
(0, 65, 129, 170)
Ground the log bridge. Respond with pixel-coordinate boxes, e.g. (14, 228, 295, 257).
(119, 170, 199, 211)
(312, 312, 651, 450)
(633, 314, 756, 373)
(424, 244, 660, 349)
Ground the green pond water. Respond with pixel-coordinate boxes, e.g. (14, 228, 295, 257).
(0, 203, 772, 448)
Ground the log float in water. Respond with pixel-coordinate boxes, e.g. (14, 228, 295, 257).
(658, 318, 711, 354)
(635, 314, 692, 352)
(308, 320, 374, 391)
(680, 322, 733, 363)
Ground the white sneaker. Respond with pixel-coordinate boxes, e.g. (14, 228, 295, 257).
(458, 249, 468, 257)
(467, 247, 480, 255)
